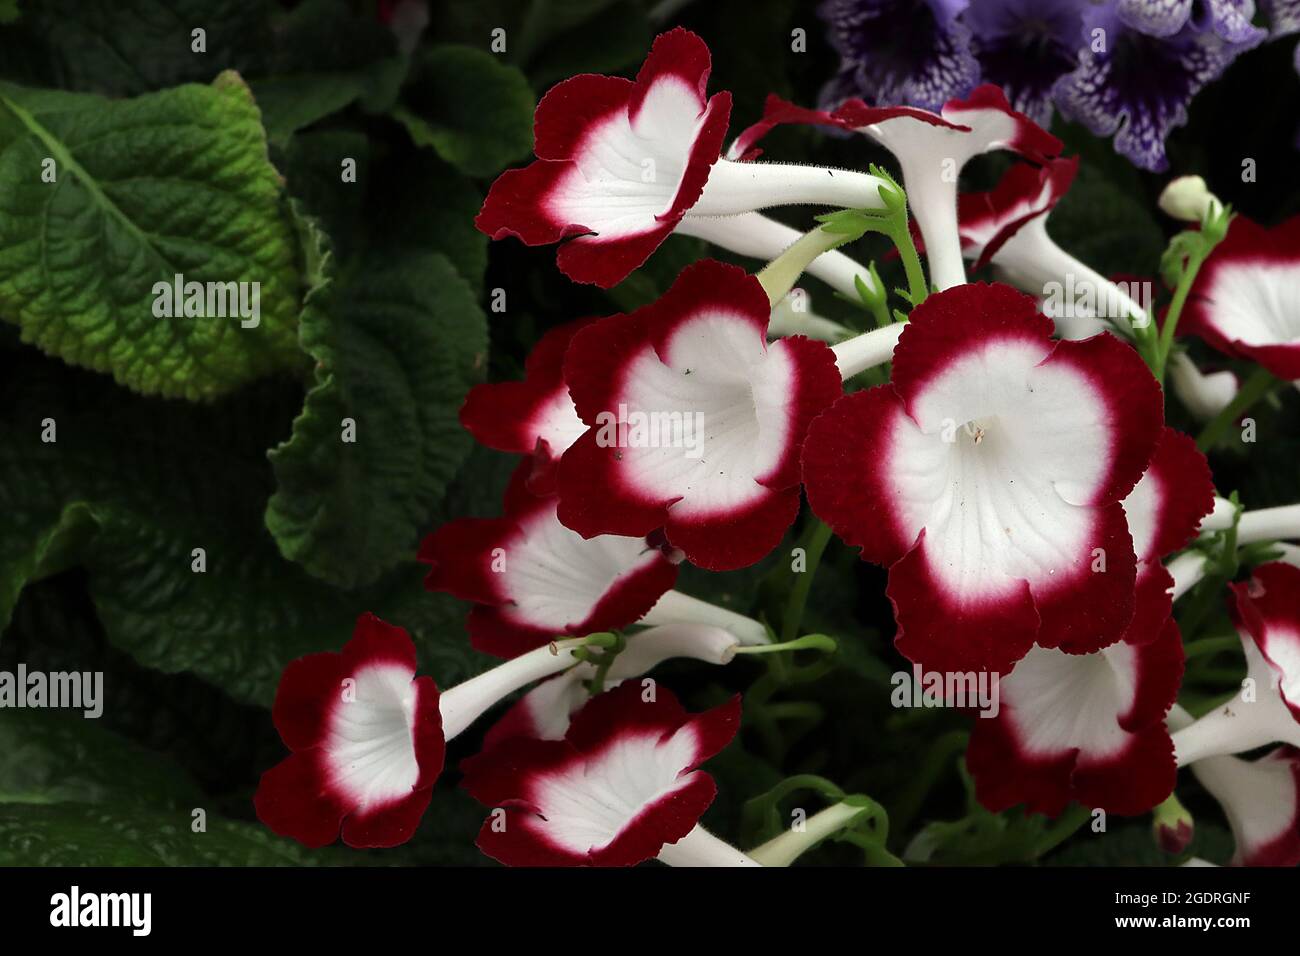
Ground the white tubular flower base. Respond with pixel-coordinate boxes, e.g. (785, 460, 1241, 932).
(690, 158, 892, 217)
(993, 218, 1148, 338)
(677, 212, 879, 302)
(1168, 551, 1209, 601)
(1173, 696, 1300, 767)
(1169, 352, 1237, 421)
(831, 323, 906, 379)
(439, 638, 591, 739)
(1200, 499, 1300, 544)
(639, 589, 770, 645)
(748, 802, 867, 867)
(767, 294, 852, 342)
(656, 824, 761, 866)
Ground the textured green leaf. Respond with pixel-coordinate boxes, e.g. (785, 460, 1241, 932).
(9, 0, 273, 96)
(0, 709, 203, 808)
(0, 0, 19, 26)
(0, 802, 345, 865)
(265, 216, 488, 589)
(0, 73, 304, 399)
(394, 46, 534, 177)
(0, 355, 492, 707)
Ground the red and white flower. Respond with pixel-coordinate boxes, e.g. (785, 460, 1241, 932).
(557, 258, 842, 571)
(1118, 427, 1216, 645)
(459, 318, 591, 493)
(476, 29, 892, 289)
(254, 613, 443, 848)
(1191, 746, 1300, 866)
(255, 614, 611, 848)
(943, 158, 1150, 341)
(967, 617, 1185, 816)
(1171, 563, 1300, 765)
(460, 681, 756, 866)
(421, 462, 679, 658)
(832, 86, 1063, 290)
(482, 623, 741, 748)
(802, 282, 1164, 675)
(1179, 214, 1300, 381)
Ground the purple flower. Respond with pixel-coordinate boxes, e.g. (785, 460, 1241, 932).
(817, 0, 980, 111)
(965, 0, 1090, 125)
(1052, 0, 1267, 171)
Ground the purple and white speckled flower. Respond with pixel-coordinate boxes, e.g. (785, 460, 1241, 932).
(817, 0, 980, 111)
(1052, 0, 1267, 171)
(965, 0, 1090, 125)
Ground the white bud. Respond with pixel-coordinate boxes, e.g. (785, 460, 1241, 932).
(1158, 175, 1222, 223)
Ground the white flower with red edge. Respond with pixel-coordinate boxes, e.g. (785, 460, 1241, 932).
(420, 461, 678, 658)
(255, 614, 611, 848)
(1172, 562, 1300, 765)
(967, 617, 1184, 816)
(1118, 426, 1216, 645)
(458, 318, 593, 494)
(1192, 746, 1300, 867)
(557, 258, 842, 571)
(476, 29, 892, 289)
(460, 681, 753, 866)
(802, 282, 1163, 675)
(254, 613, 444, 848)
(1178, 214, 1300, 381)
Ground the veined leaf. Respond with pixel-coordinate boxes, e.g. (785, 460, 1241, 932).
(0, 72, 304, 400)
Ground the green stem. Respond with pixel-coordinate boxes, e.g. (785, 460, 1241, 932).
(1154, 247, 1208, 382)
(1195, 366, 1277, 452)
(1181, 635, 1241, 661)
(757, 227, 846, 307)
(781, 519, 834, 643)
(1033, 803, 1092, 858)
(891, 224, 928, 308)
(736, 633, 837, 656)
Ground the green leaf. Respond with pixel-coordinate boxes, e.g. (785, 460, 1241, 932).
(265, 215, 487, 589)
(0, 355, 493, 708)
(0, 0, 19, 26)
(10, 0, 273, 96)
(0, 73, 304, 400)
(0, 802, 346, 865)
(394, 45, 534, 177)
(0, 709, 203, 808)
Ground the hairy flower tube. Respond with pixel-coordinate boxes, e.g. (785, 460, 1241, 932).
(482, 623, 741, 748)
(557, 258, 842, 571)
(802, 282, 1163, 674)
(460, 682, 756, 866)
(831, 86, 1063, 290)
(476, 28, 893, 289)
(254, 614, 616, 848)
(1171, 563, 1300, 766)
